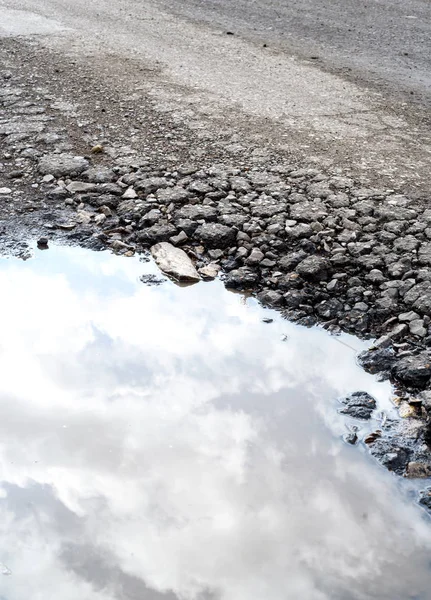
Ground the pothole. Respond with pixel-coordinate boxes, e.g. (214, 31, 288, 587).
(0, 244, 431, 599)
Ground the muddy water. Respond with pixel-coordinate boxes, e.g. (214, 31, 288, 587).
(0, 245, 431, 600)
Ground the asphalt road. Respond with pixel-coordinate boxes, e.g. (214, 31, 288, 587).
(154, 0, 431, 106)
(0, 0, 430, 191)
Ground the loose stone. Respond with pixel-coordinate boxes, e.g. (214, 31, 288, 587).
(339, 391, 377, 420)
(38, 154, 89, 177)
(151, 242, 200, 282)
(198, 263, 221, 280)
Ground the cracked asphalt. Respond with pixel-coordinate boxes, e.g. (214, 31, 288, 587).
(0, 0, 430, 193)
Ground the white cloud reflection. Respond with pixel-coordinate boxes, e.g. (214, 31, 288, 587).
(0, 246, 430, 600)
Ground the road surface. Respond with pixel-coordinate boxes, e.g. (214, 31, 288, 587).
(0, 0, 430, 191)
(155, 0, 431, 106)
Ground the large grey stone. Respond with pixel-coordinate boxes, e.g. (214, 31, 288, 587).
(66, 181, 97, 194)
(289, 201, 328, 222)
(151, 242, 200, 282)
(136, 177, 169, 194)
(137, 224, 178, 245)
(296, 256, 330, 281)
(404, 281, 431, 313)
(157, 186, 190, 204)
(82, 167, 116, 183)
(250, 196, 286, 217)
(394, 235, 420, 253)
(38, 154, 89, 177)
(392, 353, 431, 388)
(339, 391, 377, 420)
(224, 267, 259, 289)
(418, 243, 431, 266)
(195, 223, 236, 248)
(175, 205, 217, 222)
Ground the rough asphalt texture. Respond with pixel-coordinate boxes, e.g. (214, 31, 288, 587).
(0, 0, 431, 496)
(157, 0, 431, 106)
(1, 0, 431, 193)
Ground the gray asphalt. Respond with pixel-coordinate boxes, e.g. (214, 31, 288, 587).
(154, 0, 431, 105)
(1, 0, 430, 191)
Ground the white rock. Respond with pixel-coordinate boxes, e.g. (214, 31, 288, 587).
(122, 187, 137, 199)
(409, 319, 427, 337)
(110, 240, 133, 252)
(94, 213, 106, 225)
(76, 210, 92, 224)
(199, 263, 221, 280)
(66, 181, 96, 194)
(151, 242, 200, 282)
(0, 187, 12, 194)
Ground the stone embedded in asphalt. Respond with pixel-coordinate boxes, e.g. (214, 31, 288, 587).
(37, 237, 49, 248)
(257, 289, 284, 307)
(246, 248, 265, 266)
(418, 242, 431, 266)
(368, 439, 412, 475)
(151, 242, 200, 282)
(339, 391, 377, 419)
(82, 166, 116, 183)
(372, 323, 408, 349)
(0, 187, 12, 194)
(398, 401, 417, 418)
(38, 154, 89, 177)
(409, 319, 427, 337)
(403, 281, 431, 314)
(307, 181, 331, 198)
(392, 353, 431, 388)
(170, 231, 188, 246)
(316, 298, 343, 319)
(250, 197, 286, 217)
(198, 263, 221, 280)
(224, 267, 259, 289)
(188, 180, 213, 195)
(135, 177, 169, 194)
(398, 310, 420, 322)
(289, 201, 328, 222)
(296, 256, 330, 281)
(195, 223, 236, 249)
(157, 186, 190, 204)
(137, 224, 178, 245)
(42, 174, 55, 183)
(175, 205, 218, 222)
(343, 431, 358, 445)
(66, 181, 97, 194)
(405, 462, 431, 479)
(359, 347, 397, 375)
(419, 488, 431, 511)
(122, 187, 138, 199)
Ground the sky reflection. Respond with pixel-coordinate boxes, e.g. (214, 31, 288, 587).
(0, 245, 430, 600)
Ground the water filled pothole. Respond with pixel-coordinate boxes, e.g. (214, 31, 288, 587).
(1, 244, 431, 599)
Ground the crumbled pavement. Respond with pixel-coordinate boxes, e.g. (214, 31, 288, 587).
(2, 38, 431, 498)
(339, 391, 377, 420)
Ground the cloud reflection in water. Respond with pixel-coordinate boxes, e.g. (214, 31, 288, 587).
(0, 246, 430, 600)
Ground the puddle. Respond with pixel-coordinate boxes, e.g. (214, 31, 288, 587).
(0, 245, 431, 600)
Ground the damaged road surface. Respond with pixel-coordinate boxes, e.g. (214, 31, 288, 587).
(0, 244, 431, 600)
(1, 0, 431, 596)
